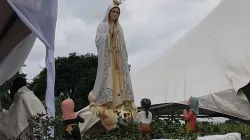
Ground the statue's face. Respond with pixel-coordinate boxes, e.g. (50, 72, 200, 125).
(109, 7, 120, 21)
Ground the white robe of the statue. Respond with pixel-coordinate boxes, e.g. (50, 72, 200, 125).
(0, 86, 46, 139)
(92, 4, 134, 107)
(77, 4, 135, 134)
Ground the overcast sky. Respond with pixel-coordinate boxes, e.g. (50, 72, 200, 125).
(22, 0, 221, 81)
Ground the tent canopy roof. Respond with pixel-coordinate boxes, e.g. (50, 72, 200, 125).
(132, 0, 250, 122)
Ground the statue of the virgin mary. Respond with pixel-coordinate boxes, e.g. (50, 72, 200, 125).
(88, 0, 136, 130)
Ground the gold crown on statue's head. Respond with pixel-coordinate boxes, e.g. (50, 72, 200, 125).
(113, 0, 125, 6)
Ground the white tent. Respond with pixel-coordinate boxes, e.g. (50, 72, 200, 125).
(132, 0, 250, 123)
(0, 0, 58, 135)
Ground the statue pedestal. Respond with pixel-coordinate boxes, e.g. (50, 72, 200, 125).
(99, 106, 120, 130)
(88, 92, 136, 130)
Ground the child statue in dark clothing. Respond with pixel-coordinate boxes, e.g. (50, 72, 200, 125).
(61, 98, 84, 140)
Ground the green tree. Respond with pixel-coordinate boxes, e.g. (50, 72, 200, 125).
(28, 53, 98, 138)
(29, 52, 98, 111)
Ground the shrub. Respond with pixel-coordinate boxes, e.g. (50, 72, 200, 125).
(28, 114, 250, 140)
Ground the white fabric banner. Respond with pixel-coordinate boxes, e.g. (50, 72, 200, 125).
(132, 0, 250, 121)
(0, 33, 36, 86)
(0, 0, 58, 136)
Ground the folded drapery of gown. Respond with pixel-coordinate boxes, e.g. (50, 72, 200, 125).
(76, 105, 100, 134)
(0, 109, 8, 138)
(15, 125, 34, 140)
(0, 125, 33, 140)
(0, 86, 46, 139)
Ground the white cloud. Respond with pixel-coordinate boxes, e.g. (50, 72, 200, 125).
(22, 0, 221, 80)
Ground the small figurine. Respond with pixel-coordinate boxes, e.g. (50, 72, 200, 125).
(135, 98, 152, 140)
(183, 96, 199, 134)
(61, 98, 84, 140)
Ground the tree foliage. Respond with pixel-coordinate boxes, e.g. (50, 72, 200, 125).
(82, 116, 250, 140)
(29, 52, 98, 111)
(28, 112, 250, 140)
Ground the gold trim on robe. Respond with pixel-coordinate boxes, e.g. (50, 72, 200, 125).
(108, 24, 126, 108)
